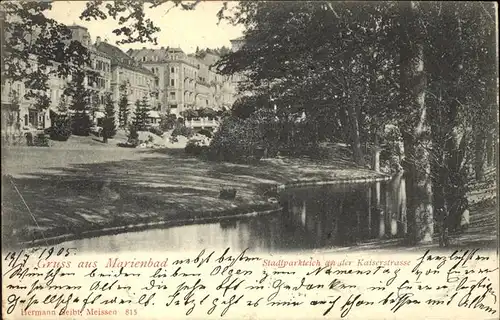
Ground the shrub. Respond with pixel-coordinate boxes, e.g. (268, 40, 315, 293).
(172, 125, 194, 138)
(127, 125, 139, 147)
(49, 116, 72, 141)
(149, 127, 164, 136)
(198, 128, 213, 138)
(159, 114, 177, 131)
(33, 133, 50, 147)
(25, 132, 34, 146)
(185, 139, 209, 156)
(117, 142, 137, 148)
(71, 113, 92, 136)
(208, 114, 270, 162)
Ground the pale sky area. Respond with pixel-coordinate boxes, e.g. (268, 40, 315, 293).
(44, 1, 244, 53)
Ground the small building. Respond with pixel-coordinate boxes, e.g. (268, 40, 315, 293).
(147, 110, 161, 127)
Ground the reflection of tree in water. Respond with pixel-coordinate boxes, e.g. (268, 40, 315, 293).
(274, 179, 408, 250)
(219, 219, 238, 229)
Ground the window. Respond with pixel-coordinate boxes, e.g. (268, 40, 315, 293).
(170, 92, 175, 99)
(170, 104, 177, 109)
(171, 67, 175, 73)
(170, 79, 175, 86)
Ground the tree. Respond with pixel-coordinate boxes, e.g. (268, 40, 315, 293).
(421, 3, 497, 238)
(118, 81, 130, 128)
(215, 2, 401, 166)
(3, 89, 21, 145)
(397, 2, 434, 244)
(159, 108, 177, 131)
(215, 1, 497, 246)
(90, 91, 101, 123)
(56, 95, 68, 114)
(1, 1, 91, 111)
(132, 96, 150, 131)
(49, 113, 72, 141)
(65, 70, 92, 136)
(102, 92, 116, 143)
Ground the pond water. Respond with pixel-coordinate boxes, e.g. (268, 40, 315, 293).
(62, 175, 407, 253)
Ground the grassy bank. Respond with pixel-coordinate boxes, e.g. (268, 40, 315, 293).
(2, 140, 388, 246)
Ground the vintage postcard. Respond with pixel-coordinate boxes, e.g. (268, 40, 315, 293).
(1, 1, 499, 319)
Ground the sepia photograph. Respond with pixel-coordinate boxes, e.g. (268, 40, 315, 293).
(1, 1, 499, 319)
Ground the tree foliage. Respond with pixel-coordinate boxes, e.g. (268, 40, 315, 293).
(102, 92, 116, 142)
(1, 1, 91, 107)
(132, 96, 150, 131)
(213, 1, 497, 244)
(65, 70, 92, 136)
(118, 81, 130, 128)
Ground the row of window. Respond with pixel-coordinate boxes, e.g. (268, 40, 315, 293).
(88, 76, 107, 89)
(140, 53, 181, 63)
(183, 67, 198, 79)
(93, 59, 110, 72)
(123, 71, 151, 87)
(90, 94, 106, 105)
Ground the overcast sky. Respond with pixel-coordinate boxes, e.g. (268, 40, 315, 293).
(45, 1, 244, 53)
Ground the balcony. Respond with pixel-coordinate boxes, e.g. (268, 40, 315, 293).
(185, 117, 218, 129)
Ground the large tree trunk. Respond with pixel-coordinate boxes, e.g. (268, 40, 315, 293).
(474, 128, 486, 181)
(400, 1, 433, 245)
(346, 102, 365, 167)
(372, 129, 382, 172)
(445, 130, 468, 232)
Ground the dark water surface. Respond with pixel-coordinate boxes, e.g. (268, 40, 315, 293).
(63, 176, 407, 253)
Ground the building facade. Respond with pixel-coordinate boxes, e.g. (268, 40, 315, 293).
(127, 47, 237, 129)
(96, 40, 157, 128)
(1, 25, 114, 132)
(68, 26, 112, 125)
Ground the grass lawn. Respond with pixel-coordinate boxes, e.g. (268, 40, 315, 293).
(2, 136, 389, 246)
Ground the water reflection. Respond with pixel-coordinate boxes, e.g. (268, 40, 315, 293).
(63, 176, 407, 253)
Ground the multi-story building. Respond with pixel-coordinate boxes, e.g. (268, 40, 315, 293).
(229, 36, 246, 99)
(127, 47, 237, 129)
(230, 36, 246, 52)
(68, 26, 112, 125)
(1, 25, 113, 132)
(96, 40, 158, 127)
(1, 55, 68, 131)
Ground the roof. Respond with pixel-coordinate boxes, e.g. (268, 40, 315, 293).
(68, 24, 88, 30)
(148, 110, 161, 118)
(96, 42, 155, 77)
(197, 53, 220, 68)
(231, 36, 245, 41)
(127, 47, 186, 62)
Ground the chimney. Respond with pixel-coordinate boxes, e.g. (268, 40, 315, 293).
(96, 36, 101, 45)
